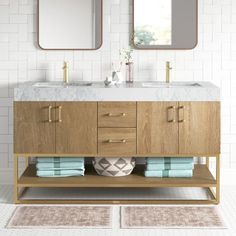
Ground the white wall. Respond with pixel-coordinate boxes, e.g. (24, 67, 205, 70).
(0, 0, 236, 184)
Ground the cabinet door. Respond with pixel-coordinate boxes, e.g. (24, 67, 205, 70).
(55, 102, 97, 154)
(179, 102, 220, 155)
(14, 102, 56, 154)
(137, 102, 179, 155)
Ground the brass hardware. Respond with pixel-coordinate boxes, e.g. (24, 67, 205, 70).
(107, 139, 127, 143)
(166, 61, 172, 83)
(167, 106, 176, 123)
(63, 61, 69, 84)
(48, 106, 52, 123)
(106, 113, 126, 117)
(178, 105, 185, 123)
(57, 106, 62, 123)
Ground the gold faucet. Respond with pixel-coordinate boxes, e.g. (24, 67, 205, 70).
(63, 61, 69, 84)
(166, 61, 172, 83)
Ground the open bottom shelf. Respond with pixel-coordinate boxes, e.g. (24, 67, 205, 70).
(18, 164, 216, 188)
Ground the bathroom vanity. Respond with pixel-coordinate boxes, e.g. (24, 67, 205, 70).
(13, 81, 220, 204)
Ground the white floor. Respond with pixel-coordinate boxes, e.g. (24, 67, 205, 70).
(0, 185, 236, 236)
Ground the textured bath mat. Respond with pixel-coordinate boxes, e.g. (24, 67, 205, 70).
(7, 206, 112, 229)
(121, 206, 226, 229)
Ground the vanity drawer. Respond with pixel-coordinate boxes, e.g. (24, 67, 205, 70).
(98, 102, 136, 128)
(98, 128, 136, 155)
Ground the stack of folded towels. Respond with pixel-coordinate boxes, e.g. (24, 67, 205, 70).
(144, 157, 194, 178)
(36, 157, 85, 177)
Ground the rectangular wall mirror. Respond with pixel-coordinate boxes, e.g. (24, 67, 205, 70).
(38, 0, 103, 50)
(133, 0, 198, 50)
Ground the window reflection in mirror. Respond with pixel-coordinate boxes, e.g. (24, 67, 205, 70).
(134, 0, 172, 46)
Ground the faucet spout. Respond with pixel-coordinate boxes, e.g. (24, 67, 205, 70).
(166, 61, 172, 83)
(63, 61, 69, 84)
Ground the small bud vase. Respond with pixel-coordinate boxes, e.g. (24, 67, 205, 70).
(125, 62, 134, 83)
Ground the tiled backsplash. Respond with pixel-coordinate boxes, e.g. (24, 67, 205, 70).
(0, 0, 236, 183)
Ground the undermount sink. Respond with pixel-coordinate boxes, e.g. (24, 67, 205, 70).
(33, 81, 93, 88)
(142, 82, 202, 88)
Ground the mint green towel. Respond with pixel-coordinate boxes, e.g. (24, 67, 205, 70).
(144, 170, 193, 178)
(36, 162, 84, 170)
(37, 157, 84, 163)
(146, 163, 194, 171)
(36, 169, 85, 177)
(146, 157, 193, 164)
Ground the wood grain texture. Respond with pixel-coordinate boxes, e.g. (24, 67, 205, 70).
(98, 128, 136, 155)
(137, 102, 179, 155)
(17, 164, 216, 188)
(55, 102, 97, 154)
(14, 102, 56, 154)
(179, 102, 220, 155)
(98, 102, 136, 128)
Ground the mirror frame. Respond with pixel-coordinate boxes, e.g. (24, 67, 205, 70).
(37, 0, 103, 50)
(132, 0, 198, 50)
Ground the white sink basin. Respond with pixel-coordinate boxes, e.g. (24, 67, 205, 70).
(33, 82, 93, 88)
(142, 82, 202, 88)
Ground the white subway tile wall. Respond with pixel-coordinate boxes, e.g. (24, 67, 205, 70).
(0, 0, 235, 183)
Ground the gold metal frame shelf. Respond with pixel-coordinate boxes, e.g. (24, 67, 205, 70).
(14, 155, 220, 205)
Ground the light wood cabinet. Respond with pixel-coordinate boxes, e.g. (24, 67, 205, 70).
(98, 102, 136, 128)
(98, 128, 136, 155)
(137, 102, 179, 155)
(56, 102, 97, 154)
(14, 102, 97, 154)
(137, 102, 220, 155)
(14, 100, 221, 204)
(14, 102, 56, 154)
(179, 102, 220, 155)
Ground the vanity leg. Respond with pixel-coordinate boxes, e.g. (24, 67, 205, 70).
(14, 155, 19, 203)
(25, 156, 29, 167)
(216, 155, 220, 204)
(206, 156, 209, 168)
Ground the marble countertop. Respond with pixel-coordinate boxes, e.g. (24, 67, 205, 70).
(14, 81, 220, 101)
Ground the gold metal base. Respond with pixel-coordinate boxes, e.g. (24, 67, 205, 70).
(14, 154, 220, 205)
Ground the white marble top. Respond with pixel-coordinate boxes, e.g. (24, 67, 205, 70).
(14, 81, 220, 102)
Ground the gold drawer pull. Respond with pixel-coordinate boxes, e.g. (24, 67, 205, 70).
(167, 106, 176, 123)
(106, 113, 126, 117)
(57, 106, 62, 123)
(48, 105, 52, 123)
(178, 105, 185, 123)
(107, 139, 127, 143)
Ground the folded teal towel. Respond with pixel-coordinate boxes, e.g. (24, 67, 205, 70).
(36, 162, 84, 170)
(144, 170, 193, 178)
(146, 157, 193, 164)
(36, 169, 85, 177)
(37, 157, 84, 163)
(146, 163, 194, 171)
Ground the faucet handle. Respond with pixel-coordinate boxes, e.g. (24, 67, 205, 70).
(63, 61, 69, 69)
(166, 61, 171, 67)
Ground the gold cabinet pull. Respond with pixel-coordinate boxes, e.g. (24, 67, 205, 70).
(106, 113, 126, 117)
(178, 105, 185, 123)
(57, 106, 62, 123)
(167, 106, 176, 123)
(106, 139, 127, 143)
(48, 105, 52, 123)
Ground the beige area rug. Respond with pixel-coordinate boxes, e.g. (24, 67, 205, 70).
(7, 206, 112, 229)
(121, 206, 226, 229)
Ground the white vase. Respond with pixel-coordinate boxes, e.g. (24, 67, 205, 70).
(92, 157, 135, 177)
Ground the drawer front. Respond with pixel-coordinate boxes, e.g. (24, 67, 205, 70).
(98, 128, 136, 155)
(98, 102, 136, 128)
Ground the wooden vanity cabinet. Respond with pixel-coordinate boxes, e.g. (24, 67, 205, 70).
(137, 102, 220, 155)
(14, 102, 97, 154)
(137, 102, 179, 155)
(178, 102, 220, 155)
(55, 102, 97, 154)
(14, 102, 56, 154)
